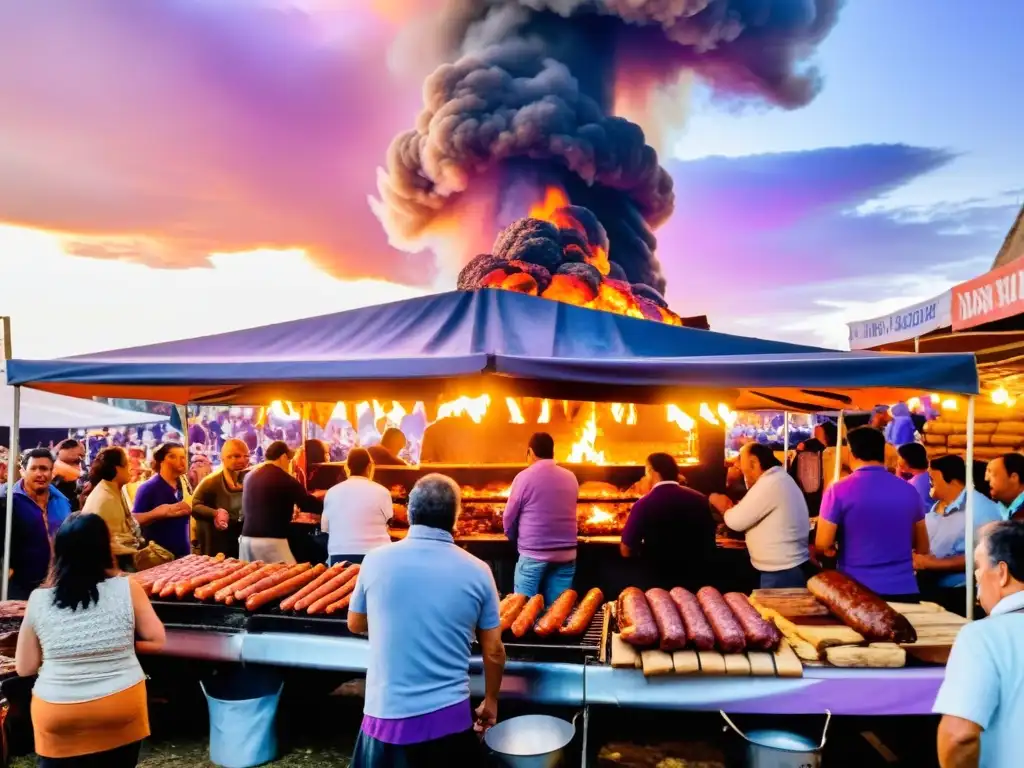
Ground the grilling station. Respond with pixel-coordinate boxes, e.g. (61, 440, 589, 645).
(4, 289, 982, 725)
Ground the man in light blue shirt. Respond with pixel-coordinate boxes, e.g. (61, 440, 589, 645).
(934, 520, 1024, 767)
(348, 473, 505, 767)
(915, 455, 1003, 615)
(985, 453, 1024, 520)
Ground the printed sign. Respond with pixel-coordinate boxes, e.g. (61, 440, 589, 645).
(847, 292, 952, 350)
(952, 257, 1024, 330)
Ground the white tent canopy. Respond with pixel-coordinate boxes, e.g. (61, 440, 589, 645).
(1, 386, 168, 429)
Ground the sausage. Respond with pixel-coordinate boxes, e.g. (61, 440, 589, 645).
(294, 565, 359, 612)
(669, 587, 715, 651)
(307, 574, 359, 615)
(235, 563, 311, 601)
(511, 595, 545, 638)
(499, 594, 528, 632)
(175, 559, 244, 598)
(216, 563, 285, 602)
(160, 558, 227, 598)
(724, 592, 782, 650)
(246, 564, 326, 611)
(151, 557, 213, 596)
(535, 590, 578, 637)
(807, 570, 917, 643)
(280, 562, 346, 612)
(134, 555, 201, 590)
(696, 587, 746, 653)
(560, 588, 604, 636)
(325, 594, 352, 615)
(616, 587, 659, 647)
(645, 588, 687, 651)
(195, 562, 263, 601)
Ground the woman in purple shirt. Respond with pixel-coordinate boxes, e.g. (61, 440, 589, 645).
(132, 443, 193, 558)
(815, 427, 931, 601)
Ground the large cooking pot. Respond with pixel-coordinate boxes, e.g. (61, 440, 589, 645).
(721, 710, 831, 768)
(484, 713, 579, 768)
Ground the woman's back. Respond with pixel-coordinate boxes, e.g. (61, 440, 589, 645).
(27, 576, 143, 703)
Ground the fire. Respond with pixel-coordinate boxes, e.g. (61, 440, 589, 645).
(594, 281, 644, 319)
(586, 505, 616, 526)
(506, 397, 526, 424)
(667, 404, 695, 431)
(529, 186, 571, 221)
(436, 394, 491, 423)
(542, 273, 597, 304)
(538, 399, 551, 424)
(356, 401, 371, 423)
(717, 403, 737, 427)
(330, 402, 347, 422)
(611, 403, 637, 425)
(567, 404, 605, 464)
(269, 400, 300, 420)
(699, 403, 719, 425)
(386, 401, 407, 425)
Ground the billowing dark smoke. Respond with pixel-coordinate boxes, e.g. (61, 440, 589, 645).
(373, 0, 841, 302)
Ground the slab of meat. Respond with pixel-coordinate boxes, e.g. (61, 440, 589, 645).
(499, 594, 528, 632)
(535, 590, 578, 637)
(645, 588, 687, 651)
(511, 595, 545, 638)
(807, 570, 917, 643)
(617, 587, 659, 648)
(724, 592, 782, 650)
(560, 588, 604, 637)
(696, 587, 746, 653)
(669, 588, 715, 651)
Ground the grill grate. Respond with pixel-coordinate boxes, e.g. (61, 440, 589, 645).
(151, 599, 247, 632)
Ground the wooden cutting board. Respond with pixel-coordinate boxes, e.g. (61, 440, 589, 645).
(749, 588, 830, 620)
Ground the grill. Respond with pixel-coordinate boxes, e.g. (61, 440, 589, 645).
(246, 607, 351, 637)
(488, 606, 606, 664)
(151, 599, 248, 633)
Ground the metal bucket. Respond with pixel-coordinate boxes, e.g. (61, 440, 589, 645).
(721, 710, 831, 768)
(484, 713, 579, 768)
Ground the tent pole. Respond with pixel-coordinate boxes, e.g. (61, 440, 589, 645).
(2, 386, 21, 601)
(914, 336, 920, 354)
(783, 412, 790, 465)
(834, 410, 844, 484)
(965, 395, 976, 621)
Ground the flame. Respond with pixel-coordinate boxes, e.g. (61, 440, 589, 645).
(717, 403, 737, 427)
(667, 404, 695, 431)
(356, 401, 371, 423)
(506, 397, 526, 424)
(587, 245, 611, 277)
(567, 404, 605, 464)
(269, 400, 300, 420)
(386, 401, 407, 425)
(372, 400, 387, 423)
(537, 399, 551, 424)
(529, 185, 571, 221)
(586, 504, 616, 525)
(594, 281, 644, 319)
(699, 402, 719, 425)
(611, 403, 637, 425)
(542, 273, 598, 304)
(331, 402, 348, 422)
(437, 394, 491, 423)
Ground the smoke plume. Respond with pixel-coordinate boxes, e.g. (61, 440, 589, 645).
(373, 0, 842, 294)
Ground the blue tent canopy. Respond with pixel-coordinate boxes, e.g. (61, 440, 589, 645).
(6, 290, 978, 410)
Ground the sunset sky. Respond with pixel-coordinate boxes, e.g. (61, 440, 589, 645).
(1, 0, 1021, 358)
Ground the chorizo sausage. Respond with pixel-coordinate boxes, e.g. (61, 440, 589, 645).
(234, 563, 310, 602)
(534, 590, 578, 637)
(645, 588, 687, 651)
(724, 592, 782, 650)
(216, 563, 284, 602)
(175, 560, 244, 598)
(160, 558, 226, 598)
(246, 564, 326, 611)
(195, 562, 263, 601)
(280, 562, 346, 612)
(294, 564, 359, 612)
(511, 595, 545, 638)
(617, 587, 659, 647)
(696, 587, 746, 653)
(669, 587, 716, 651)
(499, 594, 528, 632)
(307, 575, 359, 615)
(560, 588, 604, 636)
(325, 594, 353, 615)
(807, 570, 917, 643)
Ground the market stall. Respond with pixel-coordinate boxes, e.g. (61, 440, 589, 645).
(6, 289, 981, 717)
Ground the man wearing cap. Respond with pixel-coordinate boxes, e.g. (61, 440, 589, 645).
(240, 440, 322, 564)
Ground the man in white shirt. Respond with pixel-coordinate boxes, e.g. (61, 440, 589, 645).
(321, 448, 394, 565)
(934, 520, 1024, 768)
(710, 443, 810, 588)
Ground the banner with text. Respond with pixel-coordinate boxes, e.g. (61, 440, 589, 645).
(847, 292, 952, 350)
(952, 257, 1024, 330)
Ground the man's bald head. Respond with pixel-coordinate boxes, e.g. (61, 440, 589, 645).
(221, 439, 250, 473)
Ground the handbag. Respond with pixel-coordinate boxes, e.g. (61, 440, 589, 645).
(134, 541, 175, 571)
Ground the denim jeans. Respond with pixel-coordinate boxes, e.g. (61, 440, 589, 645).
(758, 562, 809, 589)
(513, 556, 576, 605)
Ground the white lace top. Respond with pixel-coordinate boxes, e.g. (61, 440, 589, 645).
(25, 576, 144, 703)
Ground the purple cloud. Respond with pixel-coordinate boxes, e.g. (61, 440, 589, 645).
(0, 0, 430, 283)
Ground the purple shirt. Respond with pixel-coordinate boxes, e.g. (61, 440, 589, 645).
(503, 460, 579, 562)
(820, 465, 926, 596)
(133, 474, 191, 558)
(361, 699, 470, 745)
(908, 472, 932, 508)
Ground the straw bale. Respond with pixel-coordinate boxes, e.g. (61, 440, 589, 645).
(923, 433, 948, 447)
(990, 434, 1024, 447)
(924, 422, 956, 435)
(995, 421, 1024, 434)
